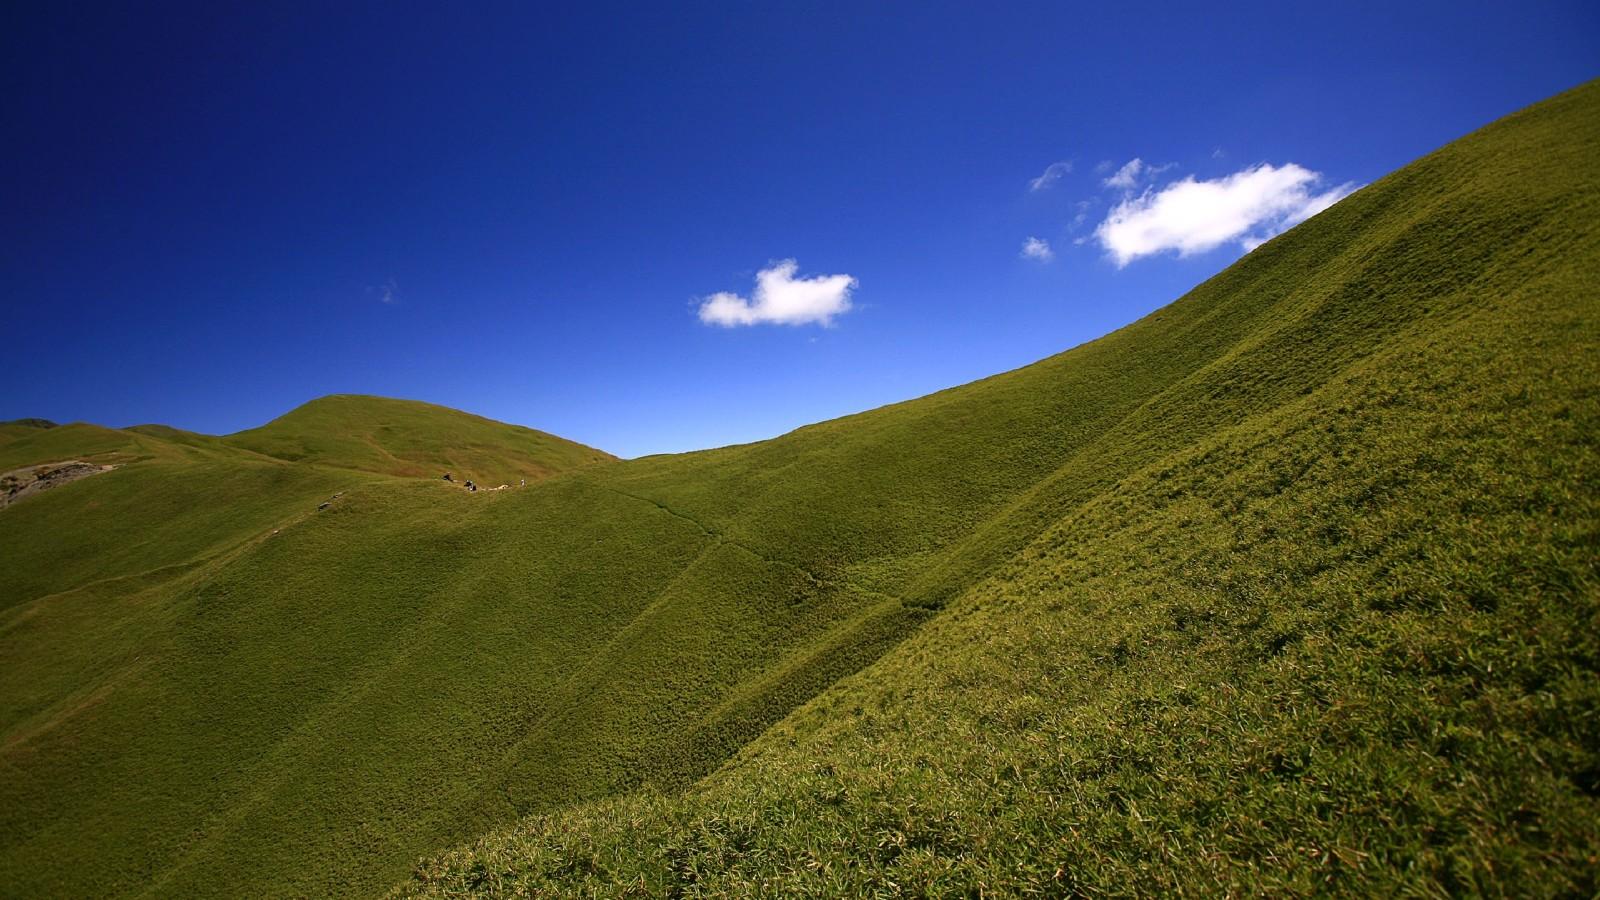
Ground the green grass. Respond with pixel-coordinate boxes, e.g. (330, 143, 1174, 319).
(400, 80, 1600, 895)
(0, 418, 57, 445)
(2, 81, 1597, 897)
(223, 393, 615, 484)
(0, 421, 156, 471)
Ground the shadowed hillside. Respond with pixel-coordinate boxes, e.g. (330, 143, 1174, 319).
(2, 82, 1596, 897)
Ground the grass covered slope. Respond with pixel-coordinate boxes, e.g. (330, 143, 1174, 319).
(2, 400, 623, 896)
(0, 418, 57, 447)
(403, 82, 1600, 894)
(2, 82, 1595, 898)
(0, 152, 1484, 899)
(224, 394, 614, 484)
(0, 422, 363, 609)
(0, 421, 152, 472)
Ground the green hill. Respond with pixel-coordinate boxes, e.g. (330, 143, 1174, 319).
(400, 80, 1600, 895)
(0, 418, 57, 445)
(2, 82, 1596, 897)
(222, 394, 615, 484)
(0, 421, 153, 471)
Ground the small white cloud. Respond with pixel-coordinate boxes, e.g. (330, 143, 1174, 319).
(1094, 159, 1115, 174)
(1104, 158, 1147, 190)
(367, 278, 399, 304)
(698, 259, 857, 327)
(1094, 162, 1358, 267)
(1069, 198, 1095, 231)
(1103, 158, 1174, 192)
(1020, 236, 1054, 262)
(1028, 160, 1073, 192)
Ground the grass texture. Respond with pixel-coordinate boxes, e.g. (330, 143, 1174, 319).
(1, 81, 1596, 897)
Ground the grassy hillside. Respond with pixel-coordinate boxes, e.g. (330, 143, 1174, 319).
(401, 81, 1600, 895)
(1, 82, 1595, 897)
(223, 393, 614, 484)
(0, 421, 152, 471)
(0, 418, 57, 446)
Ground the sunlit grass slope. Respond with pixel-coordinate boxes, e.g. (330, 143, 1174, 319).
(1, 81, 1595, 898)
(0, 418, 57, 447)
(0, 421, 151, 471)
(224, 393, 614, 484)
(0, 422, 361, 608)
(402, 82, 1600, 895)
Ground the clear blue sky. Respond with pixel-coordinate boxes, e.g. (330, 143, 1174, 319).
(4, 1, 1595, 457)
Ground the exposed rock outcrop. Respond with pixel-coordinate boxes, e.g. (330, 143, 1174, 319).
(0, 460, 114, 509)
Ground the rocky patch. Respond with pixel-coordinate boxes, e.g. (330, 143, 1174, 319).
(0, 460, 115, 509)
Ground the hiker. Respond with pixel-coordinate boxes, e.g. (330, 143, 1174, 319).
(442, 472, 453, 482)
(466, 480, 476, 492)
(520, 478, 526, 487)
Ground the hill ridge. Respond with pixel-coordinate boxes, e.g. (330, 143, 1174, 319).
(396, 78, 1600, 896)
(0, 81, 1595, 897)
(221, 393, 615, 484)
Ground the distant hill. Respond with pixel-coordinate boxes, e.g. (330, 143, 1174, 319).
(1, 82, 1595, 897)
(0, 421, 161, 472)
(222, 394, 614, 484)
(0, 417, 56, 430)
(0, 399, 610, 612)
(0, 418, 58, 448)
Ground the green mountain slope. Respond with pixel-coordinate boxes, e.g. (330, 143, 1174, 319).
(0, 418, 57, 446)
(223, 394, 615, 483)
(400, 82, 1600, 895)
(1, 82, 1595, 897)
(0, 421, 150, 471)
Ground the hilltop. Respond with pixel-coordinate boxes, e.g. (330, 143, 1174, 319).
(0, 399, 610, 609)
(223, 394, 615, 484)
(1, 81, 1596, 897)
(0, 417, 57, 436)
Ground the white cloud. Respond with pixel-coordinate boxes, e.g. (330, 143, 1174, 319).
(1028, 160, 1073, 192)
(1020, 236, 1054, 262)
(1102, 158, 1175, 192)
(1094, 163, 1358, 266)
(1069, 199, 1095, 231)
(698, 259, 857, 327)
(1103, 158, 1147, 190)
(367, 278, 399, 304)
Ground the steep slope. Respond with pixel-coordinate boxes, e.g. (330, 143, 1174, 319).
(401, 82, 1600, 894)
(1, 82, 1595, 898)
(223, 394, 614, 484)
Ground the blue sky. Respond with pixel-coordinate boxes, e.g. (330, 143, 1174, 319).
(4, 2, 1596, 457)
